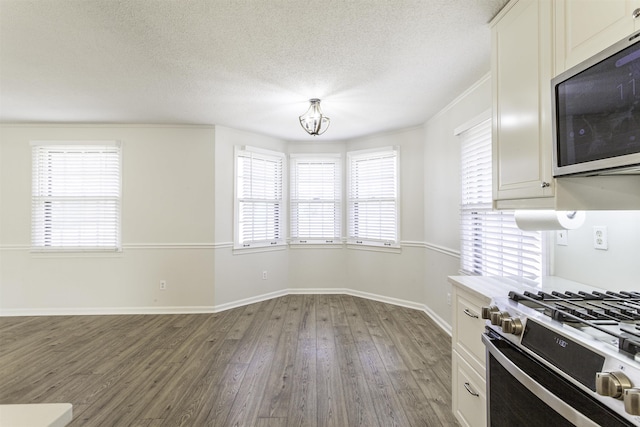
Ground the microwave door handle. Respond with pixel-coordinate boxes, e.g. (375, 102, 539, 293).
(482, 334, 600, 427)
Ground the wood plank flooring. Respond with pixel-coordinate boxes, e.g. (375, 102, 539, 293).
(0, 295, 459, 426)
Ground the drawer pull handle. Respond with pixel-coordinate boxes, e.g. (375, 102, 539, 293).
(464, 382, 479, 397)
(463, 308, 479, 319)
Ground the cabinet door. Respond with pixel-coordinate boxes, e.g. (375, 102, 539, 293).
(492, 0, 554, 203)
(452, 350, 487, 427)
(556, 0, 640, 73)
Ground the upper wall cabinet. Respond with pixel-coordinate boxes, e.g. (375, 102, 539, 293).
(492, 0, 640, 211)
(491, 0, 555, 209)
(555, 0, 640, 74)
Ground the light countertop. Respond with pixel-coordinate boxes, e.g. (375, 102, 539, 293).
(447, 275, 607, 301)
(0, 403, 72, 427)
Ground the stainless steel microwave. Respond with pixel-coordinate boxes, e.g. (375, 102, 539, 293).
(552, 30, 640, 177)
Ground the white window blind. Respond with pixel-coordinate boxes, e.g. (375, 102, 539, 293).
(235, 147, 286, 249)
(31, 141, 121, 251)
(347, 147, 399, 247)
(290, 155, 341, 244)
(460, 119, 544, 277)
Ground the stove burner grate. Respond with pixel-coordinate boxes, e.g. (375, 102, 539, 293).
(508, 290, 640, 356)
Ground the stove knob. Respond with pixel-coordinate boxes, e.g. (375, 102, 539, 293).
(481, 305, 499, 320)
(490, 311, 510, 326)
(624, 388, 640, 415)
(596, 372, 632, 399)
(502, 317, 523, 335)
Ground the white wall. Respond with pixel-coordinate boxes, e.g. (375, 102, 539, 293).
(0, 122, 434, 316)
(422, 75, 492, 327)
(553, 211, 640, 290)
(344, 127, 426, 305)
(0, 125, 216, 314)
(212, 126, 290, 308)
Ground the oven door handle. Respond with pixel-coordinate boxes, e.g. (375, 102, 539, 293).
(482, 334, 600, 427)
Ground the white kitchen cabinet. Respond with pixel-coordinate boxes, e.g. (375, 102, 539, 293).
(452, 352, 487, 427)
(491, 0, 555, 209)
(555, 0, 640, 74)
(451, 281, 491, 427)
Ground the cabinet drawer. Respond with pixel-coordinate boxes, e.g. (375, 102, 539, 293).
(453, 292, 487, 376)
(453, 350, 487, 427)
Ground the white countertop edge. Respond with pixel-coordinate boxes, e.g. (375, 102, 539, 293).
(0, 403, 72, 427)
(447, 275, 608, 301)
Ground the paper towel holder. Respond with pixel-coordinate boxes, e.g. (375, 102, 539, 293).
(514, 210, 586, 231)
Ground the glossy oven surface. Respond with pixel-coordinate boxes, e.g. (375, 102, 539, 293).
(485, 330, 633, 426)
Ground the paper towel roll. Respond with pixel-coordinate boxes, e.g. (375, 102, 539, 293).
(514, 210, 586, 231)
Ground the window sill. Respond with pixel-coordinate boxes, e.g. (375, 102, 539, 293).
(232, 244, 287, 255)
(289, 242, 344, 249)
(346, 243, 401, 254)
(30, 247, 123, 258)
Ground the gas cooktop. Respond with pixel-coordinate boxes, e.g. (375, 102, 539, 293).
(483, 285, 640, 425)
(508, 289, 640, 356)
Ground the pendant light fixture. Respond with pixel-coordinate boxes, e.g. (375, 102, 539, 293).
(299, 98, 330, 136)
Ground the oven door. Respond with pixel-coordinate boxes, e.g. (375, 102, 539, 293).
(482, 330, 635, 427)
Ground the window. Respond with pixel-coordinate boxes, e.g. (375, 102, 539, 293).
(290, 154, 341, 244)
(31, 141, 122, 251)
(459, 119, 544, 277)
(347, 147, 399, 248)
(235, 146, 286, 249)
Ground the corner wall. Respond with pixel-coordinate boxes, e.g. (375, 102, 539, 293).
(212, 126, 291, 308)
(345, 127, 426, 305)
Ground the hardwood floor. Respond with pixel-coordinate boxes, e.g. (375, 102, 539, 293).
(0, 295, 459, 426)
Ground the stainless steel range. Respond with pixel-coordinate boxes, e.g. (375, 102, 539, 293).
(482, 288, 640, 426)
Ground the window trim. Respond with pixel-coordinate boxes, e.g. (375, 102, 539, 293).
(30, 140, 122, 252)
(289, 153, 342, 245)
(233, 145, 287, 251)
(346, 146, 400, 249)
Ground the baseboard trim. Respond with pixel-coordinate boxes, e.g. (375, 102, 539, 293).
(287, 287, 351, 295)
(1, 288, 452, 336)
(212, 289, 290, 313)
(0, 306, 217, 317)
(342, 289, 452, 336)
(420, 303, 452, 336)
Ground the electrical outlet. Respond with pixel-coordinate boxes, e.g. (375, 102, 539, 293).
(160, 280, 167, 290)
(262, 271, 267, 280)
(593, 226, 608, 250)
(556, 230, 568, 246)
(446, 293, 451, 306)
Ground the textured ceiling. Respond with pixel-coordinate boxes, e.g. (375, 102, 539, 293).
(0, 0, 509, 141)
